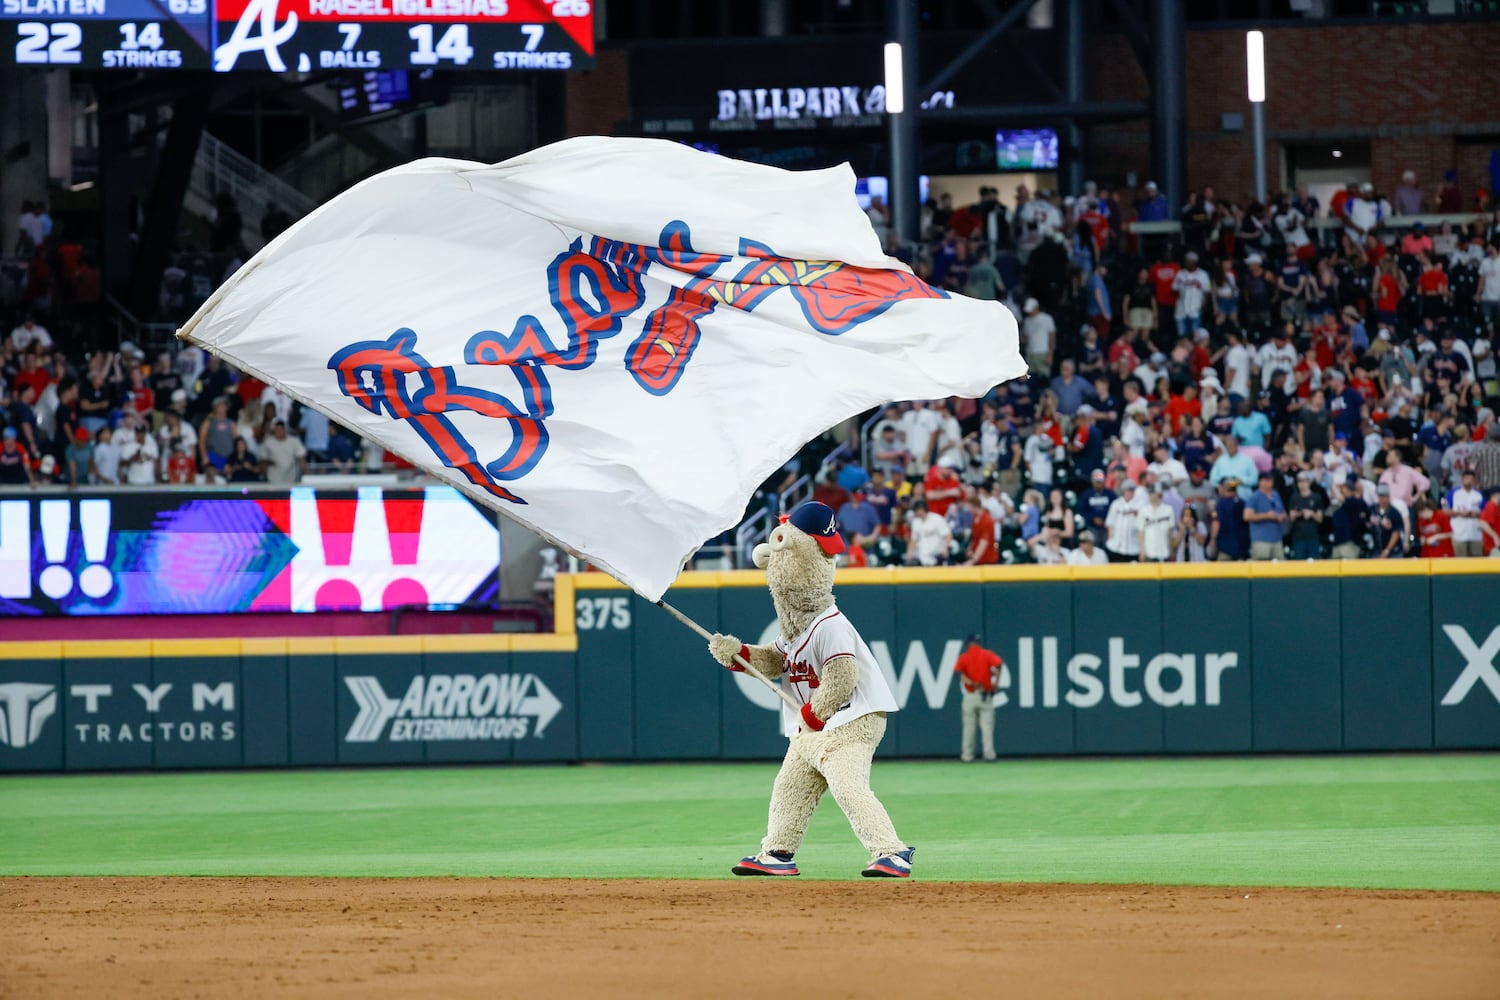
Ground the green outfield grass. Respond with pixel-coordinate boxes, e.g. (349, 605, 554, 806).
(2, 754, 1497, 890)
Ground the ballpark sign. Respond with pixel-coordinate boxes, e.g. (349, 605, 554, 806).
(344, 672, 562, 742)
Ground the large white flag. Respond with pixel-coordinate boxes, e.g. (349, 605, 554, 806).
(179, 136, 1025, 600)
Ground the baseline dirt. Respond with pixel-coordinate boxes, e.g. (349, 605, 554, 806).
(2, 878, 1497, 999)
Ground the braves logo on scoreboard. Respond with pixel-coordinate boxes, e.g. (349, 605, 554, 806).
(212, 0, 594, 72)
(327, 221, 944, 506)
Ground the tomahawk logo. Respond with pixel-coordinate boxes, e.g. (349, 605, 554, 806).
(0, 682, 57, 750)
(1439, 625, 1500, 707)
(344, 673, 563, 742)
(214, 0, 299, 72)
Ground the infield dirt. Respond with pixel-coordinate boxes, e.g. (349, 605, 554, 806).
(3, 877, 1497, 998)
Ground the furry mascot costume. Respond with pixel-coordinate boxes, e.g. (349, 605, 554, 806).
(708, 500, 915, 878)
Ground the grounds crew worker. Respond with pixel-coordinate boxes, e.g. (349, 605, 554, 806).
(953, 634, 1004, 762)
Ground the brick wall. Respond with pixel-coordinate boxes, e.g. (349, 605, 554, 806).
(1088, 21, 1499, 203)
(564, 49, 630, 139)
(570, 24, 1498, 206)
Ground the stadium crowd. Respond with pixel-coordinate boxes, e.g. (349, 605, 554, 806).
(8, 173, 1500, 572)
(1, 197, 394, 488)
(800, 170, 1500, 564)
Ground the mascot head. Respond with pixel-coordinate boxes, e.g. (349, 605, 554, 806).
(754, 501, 842, 635)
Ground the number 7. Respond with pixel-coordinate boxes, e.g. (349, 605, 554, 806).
(519, 23, 542, 51)
(338, 24, 361, 50)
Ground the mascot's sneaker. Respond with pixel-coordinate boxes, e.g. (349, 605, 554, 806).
(862, 847, 915, 878)
(732, 850, 799, 876)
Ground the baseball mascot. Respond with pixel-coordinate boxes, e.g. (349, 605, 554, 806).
(708, 500, 915, 878)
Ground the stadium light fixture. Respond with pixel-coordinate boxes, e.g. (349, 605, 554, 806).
(1247, 30, 1267, 202)
(884, 42, 904, 114)
(1246, 31, 1265, 103)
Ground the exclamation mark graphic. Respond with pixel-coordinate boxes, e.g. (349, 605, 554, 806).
(77, 499, 113, 599)
(37, 500, 72, 599)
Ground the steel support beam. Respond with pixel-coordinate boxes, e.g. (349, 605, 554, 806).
(886, 0, 920, 247)
(1149, 0, 1187, 213)
(96, 81, 133, 308)
(1251, 100, 1267, 203)
(125, 75, 213, 320)
(1108, 0, 1152, 73)
(1063, 0, 1087, 196)
(921, 101, 1148, 124)
(917, 0, 1045, 97)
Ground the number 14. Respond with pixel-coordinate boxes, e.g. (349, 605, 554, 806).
(409, 23, 473, 65)
(119, 22, 163, 50)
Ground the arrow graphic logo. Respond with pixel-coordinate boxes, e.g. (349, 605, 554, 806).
(518, 675, 563, 738)
(344, 676, 401, 743)
(342, 673, 562, 742)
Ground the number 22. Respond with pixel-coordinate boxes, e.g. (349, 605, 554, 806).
(16, 22, 82, 64)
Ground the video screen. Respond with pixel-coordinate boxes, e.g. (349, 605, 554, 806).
(854, 175, 931, 211)
(995, 128, 1059, 170)
(0, 486, 500, 617)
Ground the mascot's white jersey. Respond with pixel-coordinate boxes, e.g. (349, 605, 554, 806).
(771, 604, 899, 738)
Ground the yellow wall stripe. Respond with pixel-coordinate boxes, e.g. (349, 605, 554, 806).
(151, 638, 242, 657)
(568, 559, 1498, 590)
(0, 641, 63, 661)
(2, 559, 1490, 661)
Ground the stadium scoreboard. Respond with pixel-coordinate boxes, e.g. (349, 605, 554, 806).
(0, 0, 593, 70)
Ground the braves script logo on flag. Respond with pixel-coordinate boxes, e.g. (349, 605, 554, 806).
(329, 221, 944, 505)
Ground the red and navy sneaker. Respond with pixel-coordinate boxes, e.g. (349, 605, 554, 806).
(861, 847, 915, 878)
(732, 850, 799, 876)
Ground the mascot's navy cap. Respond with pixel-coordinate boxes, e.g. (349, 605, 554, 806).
(787, 501, 846, 555)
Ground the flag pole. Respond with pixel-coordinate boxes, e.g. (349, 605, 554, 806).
(656, 600, 802, 713)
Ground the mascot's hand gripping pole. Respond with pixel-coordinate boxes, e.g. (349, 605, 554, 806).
(657, 600, 801, 713)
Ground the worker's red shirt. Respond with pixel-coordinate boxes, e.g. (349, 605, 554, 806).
(953, 646, 1003, 694)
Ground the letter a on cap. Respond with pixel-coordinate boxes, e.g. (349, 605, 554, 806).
(787, 501, 846, 555)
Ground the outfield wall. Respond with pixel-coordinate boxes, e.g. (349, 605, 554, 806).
(1, 563, 1497, 771)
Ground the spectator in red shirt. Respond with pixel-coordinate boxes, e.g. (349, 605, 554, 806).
(1314, 318, 1341, 371)
(1108, 327, 1142, 371)
(811, 475, 850, 513)
(165, 441, 197, 484)
(1481, 488, 1500, 555)
(1164, 384, 1200, 436)
(952, 634, 1004, 762)
(1436, 171, 1462, 213)
(1374, 258, 1404, 328)
(1150, 256, 1181, 333)
(923, 459, 963, 517)
(125, 367, 154, 417)
(234, 373, 266, 409)
(1417, 252, 1449, 320)
(1293, 349, 1321, 400)
(1415, 499, 1454, 558)
(1189, 329, 1213, 380)
(1399, 222, 1433, 258)
(1078, 200, 1108, 256)
(12, 350, 51, 399)
(962, 495, 998, 565)
(1328, 183, 1352, 224)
